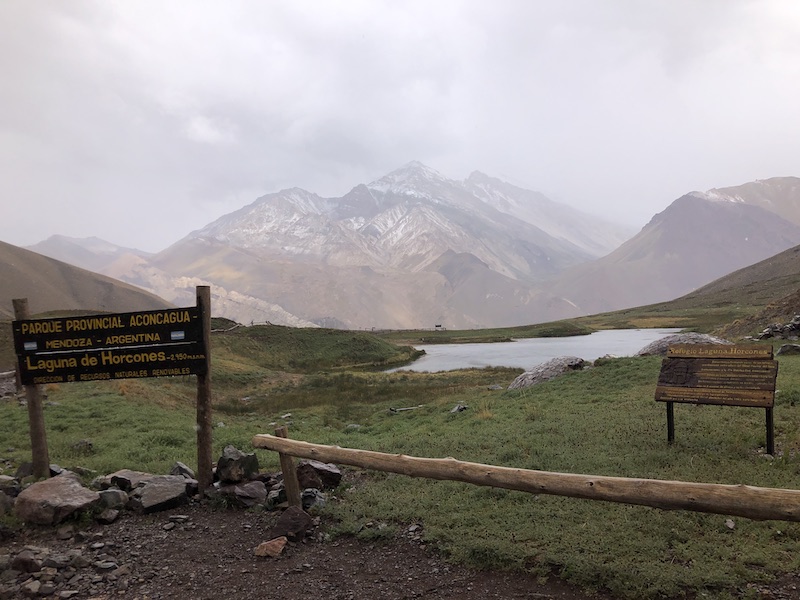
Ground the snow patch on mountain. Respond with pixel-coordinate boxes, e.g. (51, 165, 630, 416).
(689, 190, 746, 203)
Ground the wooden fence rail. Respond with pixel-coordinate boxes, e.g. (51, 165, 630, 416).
(252, 433, 800, 522)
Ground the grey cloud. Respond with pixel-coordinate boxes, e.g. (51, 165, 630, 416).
(1, 0, 799, 251)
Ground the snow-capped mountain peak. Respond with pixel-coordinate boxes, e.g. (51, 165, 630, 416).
(367, 161, 448, 197)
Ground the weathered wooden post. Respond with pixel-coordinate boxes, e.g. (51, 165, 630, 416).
(196, 286, 213, 494)
(12, 298, 50, 479)
(275, 426, 302, 507)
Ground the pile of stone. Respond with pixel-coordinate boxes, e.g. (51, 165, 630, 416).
(0, 527, 136, 599)
(757, 315, 800, 341)
(1, 445, 341, 526)
(0, 445, 342, 597)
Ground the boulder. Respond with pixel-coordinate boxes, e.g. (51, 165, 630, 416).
(108, 469, 155, 492)
(216, 445, 259, 483)
(777, 344, 800, 356)
(13, 473, 100, 525)
(128, 475, 189, 514)
(169, 461, 196, 479)
(269, 506, 313, 541)
(636, 333, 732, 357)
(218, 480, 267, 508)
(98, 488, 128, 509)
(296, 460, 342, 490)
(508, 356, 587, 390)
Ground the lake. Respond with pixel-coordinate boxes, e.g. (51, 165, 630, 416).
(389, 328, 682, 372)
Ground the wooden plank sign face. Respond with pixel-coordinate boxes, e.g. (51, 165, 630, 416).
(666, 344, 773, 360)
(12, 307, 207, 385)
(655, 345, 777, 408)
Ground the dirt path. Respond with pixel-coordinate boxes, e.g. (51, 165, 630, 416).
(2, 503, 614, 600)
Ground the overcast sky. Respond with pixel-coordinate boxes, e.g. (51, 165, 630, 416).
(2, 1, 799, 253)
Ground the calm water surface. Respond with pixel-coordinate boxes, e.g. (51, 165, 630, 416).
(390, 328, 681, 372)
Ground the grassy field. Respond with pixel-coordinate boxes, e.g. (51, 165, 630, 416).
(3, 321, 800, 598)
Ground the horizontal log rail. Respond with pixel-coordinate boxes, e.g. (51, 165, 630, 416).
(252, 433, 800, 522)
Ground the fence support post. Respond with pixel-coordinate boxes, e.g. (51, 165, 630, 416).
(12, 298, 50, 479)
(275, 426, 302, 508)
(195, 286, 213, 494)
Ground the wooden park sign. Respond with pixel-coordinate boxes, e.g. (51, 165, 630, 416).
(10, 287, 214, 490)
(655, 344, 779, 454)
(13, 307, 207, 385)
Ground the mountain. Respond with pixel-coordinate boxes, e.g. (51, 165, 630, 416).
(546, 179, 800, 315)
(684, 242, 800, 316)
(125, 162, 628, 328)
(26, 235, 153, 273)
(26, 167, 799, 330)
(700, 177, 800, 226)
(187, 162, 624, 282)
(0, 240, 171, 319)
(463, 171, 631, 256)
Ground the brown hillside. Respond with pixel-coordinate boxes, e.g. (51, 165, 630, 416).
(0, 239, 172, 319)
(546, 196, 800, 315)
(715, 287, 800, 339)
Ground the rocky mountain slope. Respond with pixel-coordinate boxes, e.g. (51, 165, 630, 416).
(545, 179, 800, 315)
(125, 163, 632, 328)
(18, 170, 800, 329)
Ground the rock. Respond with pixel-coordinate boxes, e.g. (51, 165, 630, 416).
(20, 579, 40, 596)
(296, 460, 342, 490)
(169, 461, 196, 479)
(0, 492, 12, 516)
(777, 344, 800, 356)
(13, 473, 100, 525)
(636, 333, 732, 356)
(508, 356, 587, 390)
(266, 484, 287, 510)
(56, 524, 75, 540)
(219, 480, 267, 508)
(39, 582, 56, 596)
(96, 509, 120, 524)
(450, 403, 468, 413)
(128, 475, 190, 514)
(0, 475, 19, 497)
(269, 506, 314, 541)
(216, 445, 259, 483)
(70, 439, 94, 456)
(98, 488, 128, 509)
(254, 536, 288, 557)
(11, 550, 41, 573)
(13, 463, 33, 480)
(108, 469, 155, 492)
(757, 315, 800, 340)
(301, 488, 327, 511)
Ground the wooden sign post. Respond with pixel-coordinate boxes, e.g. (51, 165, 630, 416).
(12, 298, 50, 479)
(655, 344, 778, 454)
(11, 287, 213, 487)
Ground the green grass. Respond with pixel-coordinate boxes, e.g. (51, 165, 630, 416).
(3, 317, 800, 598)
(2, 339, 800, 598)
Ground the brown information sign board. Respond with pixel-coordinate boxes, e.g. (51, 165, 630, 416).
(655, 356, 778, 407)
(12, 307, 207, 385)
(654, 344, 779, 453)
